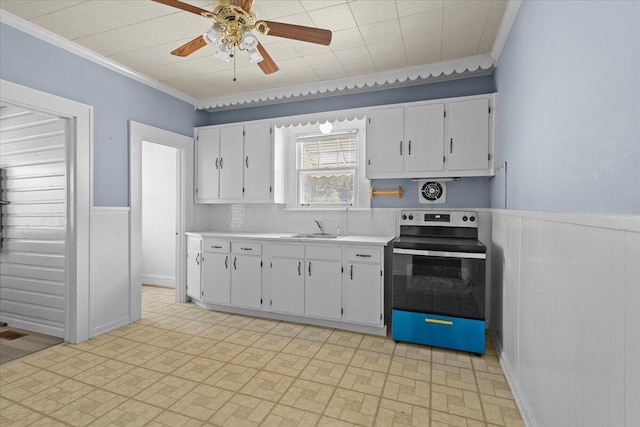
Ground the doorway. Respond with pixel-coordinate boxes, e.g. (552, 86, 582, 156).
(0, 79, 92, 344)
(141, 141, 178, 288)
(0, 103, 68, 338)
(129, 121, 193, 319)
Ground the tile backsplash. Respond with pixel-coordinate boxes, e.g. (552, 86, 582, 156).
(205, 204, 399, 237)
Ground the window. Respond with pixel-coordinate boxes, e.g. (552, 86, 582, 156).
(276, 118, 369, 209)
(297, 131, 358, 207)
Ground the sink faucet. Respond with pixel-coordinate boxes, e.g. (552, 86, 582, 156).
(314, 219, 325, 234)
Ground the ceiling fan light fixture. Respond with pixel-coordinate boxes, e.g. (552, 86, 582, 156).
(203, 24, 222, 47)
(214, 44, 231, 62)
(241, 30, 258, 49)
(248, 47, 264, 64)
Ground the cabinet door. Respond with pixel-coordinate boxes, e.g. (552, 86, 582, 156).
(270, 257, 304, 314)
(305, 260, 342, 320)
(366, 108, 404, 177)
(231, 254, 262, 309)
(346, 263, 382, 325)
(202, 252, 231, 304)
(196, 128, 220, 200)
(186, 249, 201, 299)
(219, 125, 244, 199)
(447, 98, 490, 171)
(405, 104, 445, 173)
(243, 122, 272, 200)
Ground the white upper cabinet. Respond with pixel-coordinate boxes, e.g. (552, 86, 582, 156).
(195, 122, 273, 203)
(243, 122, 272, 200)
(219, 125, 244, 199)
(366, 94, 495, 179)
(367, 107, 404, 175)
(404, 103, 445, 173)
(195, 128, 221, 199)
(446, 98, 490, 172)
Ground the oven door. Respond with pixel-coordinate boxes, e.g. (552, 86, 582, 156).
(392, 248, 486, 320)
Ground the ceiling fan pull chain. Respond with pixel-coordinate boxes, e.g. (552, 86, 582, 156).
(233, 46, 237, 82)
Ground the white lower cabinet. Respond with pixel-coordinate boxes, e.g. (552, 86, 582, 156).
(201, 239, 231, 304)
(305, 247, 343, 320)
(186, 236, 202, 300)
(345, 247, 384, 326)
(230, 243, 262, 309)
(189, 234, 389, 333)
(202, 252, 231, 304)
(346, 263, 383, 326)
(270, 257, 305, 315)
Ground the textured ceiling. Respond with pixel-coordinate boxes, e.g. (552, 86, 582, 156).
(1, 0, 507, 100)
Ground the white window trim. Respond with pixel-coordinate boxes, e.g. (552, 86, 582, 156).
(285, 118, 369, 210)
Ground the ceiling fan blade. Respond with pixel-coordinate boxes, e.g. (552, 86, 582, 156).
(152, 0, 211, 16)
(171, 36, 207, 57)
(264, 21, 332, 45)
(230, 0, 254, 12)
(256, 43, 279, 74)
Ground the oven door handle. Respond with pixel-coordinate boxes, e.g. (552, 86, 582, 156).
(393, 248, 486, 259)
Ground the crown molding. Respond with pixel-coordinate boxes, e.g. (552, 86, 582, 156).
(491, 0, 522, 62)
(196, 54, 495, 111)
(0, 9, 197, 106)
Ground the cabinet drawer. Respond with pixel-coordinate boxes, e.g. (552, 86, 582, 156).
(232, 242, 262, 255)
(272, 244, 304, 259)
(391, 310, 485, 355)
(346, 247, 380, 263)
(187, 236, 202, 251)
(203, 239, 230, 253)
(305, 245, 341, 261)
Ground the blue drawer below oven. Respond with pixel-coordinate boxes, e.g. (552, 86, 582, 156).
(392, 310, 485, 355)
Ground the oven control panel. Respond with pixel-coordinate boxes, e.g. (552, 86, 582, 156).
(399, 210, 478, 228)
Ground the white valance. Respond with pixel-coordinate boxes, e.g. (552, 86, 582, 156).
(196, 54, 495, 111)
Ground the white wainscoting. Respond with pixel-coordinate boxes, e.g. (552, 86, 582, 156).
(90, 207, 130, 336)
(490, 209, 640, 427)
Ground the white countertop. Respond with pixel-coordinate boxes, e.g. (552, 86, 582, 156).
(186, 231, 395, 246)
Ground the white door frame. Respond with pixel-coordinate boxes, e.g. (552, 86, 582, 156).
(129, 121, 192, 315)
(0, 79, 93, 344)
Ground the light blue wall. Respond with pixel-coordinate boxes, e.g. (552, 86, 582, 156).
(210, 76, 496, 209)
(0, 23, 209, 207)
(492, 1, 640, 215)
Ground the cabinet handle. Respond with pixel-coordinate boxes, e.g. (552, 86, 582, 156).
(225, 255, 228, 269)
(356, 254, 371, 258)
(425, 318, 453, 326)
(308, 262, 311, 276)
(399, 140, 402, 155)
(450, 138, 453, 154)
(245, 156, 249, 168)
(408, 140, 411, 155)
(220, 157, 223, 169)
(215, 158, 219, 169)
(240, 247, 252, 251)
(298, 261, 301, 276)
(196, 254, 200, 266)
(233, 256, 237, 270)
(212, 245, 222, 249)
(350, 264, 353, 280)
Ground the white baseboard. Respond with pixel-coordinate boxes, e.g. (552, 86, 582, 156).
(141, 274, 175, 288)
(91, 316, 130, 337)
(490, 329, 535, 427)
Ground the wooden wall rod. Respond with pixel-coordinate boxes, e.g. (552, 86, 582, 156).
(369, 186, 403, 199)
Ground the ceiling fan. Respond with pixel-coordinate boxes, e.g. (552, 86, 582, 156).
(152, 0, 332, 75)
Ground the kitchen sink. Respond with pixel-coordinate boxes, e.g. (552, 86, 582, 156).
(287, 233, 345, 239)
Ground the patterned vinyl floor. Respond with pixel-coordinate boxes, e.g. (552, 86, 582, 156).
(0, 286, 524, 426)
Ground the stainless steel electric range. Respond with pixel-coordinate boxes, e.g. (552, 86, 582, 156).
(391, 210, 487, 355)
